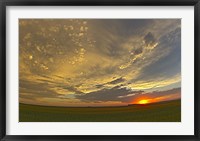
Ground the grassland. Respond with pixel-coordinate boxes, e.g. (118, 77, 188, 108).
(19, 99, 181, 122)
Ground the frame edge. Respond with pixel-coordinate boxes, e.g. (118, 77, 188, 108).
(194, 0, 200, 139)
(1, 0, 200, 141)
(0, 0, 6, 140)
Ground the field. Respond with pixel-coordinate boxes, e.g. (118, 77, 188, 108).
(19, 100, 181, 122)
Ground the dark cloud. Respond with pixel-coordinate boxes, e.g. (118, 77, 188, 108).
(149, 87, 181, 97)
(76, 86, 143, 102)
(76, 86, 180, 104)
(56, 85, 83, 94)
(95, 84, 104, 88)
(119, 87, 181, 103)
(19, 79, 60, 99)
(106, 77, 125, 85)
(132, 27, 181, 82)
(89, 20, 155, 57)
(19, 78, 83, 101)
(144, 32, 156, 46)
(134, 47, 143, 55)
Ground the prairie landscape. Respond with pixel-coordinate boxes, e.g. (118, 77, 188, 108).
(19, 100, 181, 122)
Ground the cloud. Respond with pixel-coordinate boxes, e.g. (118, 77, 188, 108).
(19, 79, 60, 99)
(19, 19, 181, 106)
(76, 86, 180, 104)
(144, 32, 156, 47)
(76, 86, 141, 102)
(19, 77, 83, 100)
(106, 77, 125, 85)
(133, 47, 143, 55)
(132, 27, 181, 82)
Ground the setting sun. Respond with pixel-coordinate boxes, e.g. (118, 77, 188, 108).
(138, 99, 149, 104)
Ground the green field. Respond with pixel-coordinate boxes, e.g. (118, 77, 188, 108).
(19, 100, 181, 122)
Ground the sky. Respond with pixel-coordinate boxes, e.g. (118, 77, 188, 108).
(19, 19, 181, 107)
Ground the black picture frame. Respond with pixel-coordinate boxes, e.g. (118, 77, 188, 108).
(0, 0, 200, 140)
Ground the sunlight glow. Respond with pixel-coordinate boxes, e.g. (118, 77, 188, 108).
(138, 99, 149, 104)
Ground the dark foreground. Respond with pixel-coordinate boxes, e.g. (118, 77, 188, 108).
(19, 100, 181, 122)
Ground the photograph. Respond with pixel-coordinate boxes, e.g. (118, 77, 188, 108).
(19, 19, 181, 122)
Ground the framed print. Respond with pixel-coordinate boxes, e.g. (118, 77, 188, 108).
(1, 0, 200, 140)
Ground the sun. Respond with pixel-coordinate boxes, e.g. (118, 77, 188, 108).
(138, 99, 149, 104)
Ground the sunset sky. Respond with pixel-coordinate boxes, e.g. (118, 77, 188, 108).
(19, 19, 181, 107)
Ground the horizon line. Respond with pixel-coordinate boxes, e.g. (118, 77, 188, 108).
(19, 98, 181, 108)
